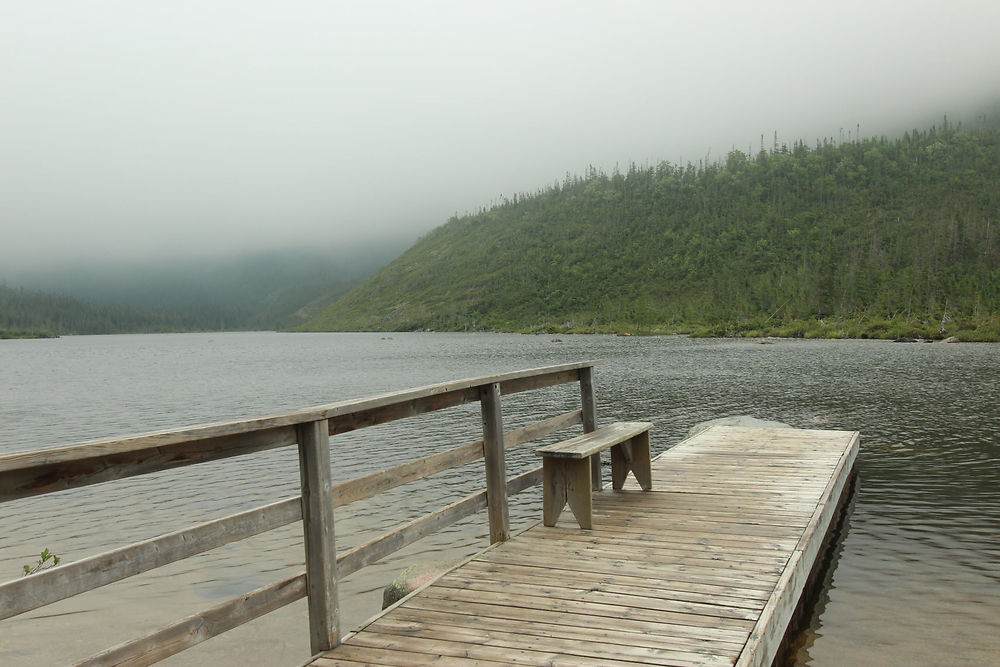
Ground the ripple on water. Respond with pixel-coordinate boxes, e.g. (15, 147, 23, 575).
(1, 333, 998, 665)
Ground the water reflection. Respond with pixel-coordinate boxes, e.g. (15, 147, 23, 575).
(1, 333, 998, 665)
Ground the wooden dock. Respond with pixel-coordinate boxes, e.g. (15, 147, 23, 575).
(1, 362, 857, 666)
(309, 425, 859, 667)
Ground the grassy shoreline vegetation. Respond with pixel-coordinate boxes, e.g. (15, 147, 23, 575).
(514, 313, 1000, 342)
(303, 119, 1000, 341)
(0, 328, 58, 339)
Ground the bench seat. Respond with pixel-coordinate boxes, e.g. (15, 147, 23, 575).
(536, 421, 652, 529)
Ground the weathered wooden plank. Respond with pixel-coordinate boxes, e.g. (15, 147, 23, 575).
(512, 530, 791, 564)
(414, 586, 754, 635)
(364, 618, 736, 666)
(429, 577, 760, 621)
(402, 593, 755, 642)
(311, 425, 859, 667)
(611, 430, 652, 490)
(519, 529, 795, 559)
(500, 368, 582, 396)
(480, 382, 509, 543)
(590, 494, 812, 520)
(0, 425, 298, 503)
(332, 441, 484, 507)
(0, 495, 301, 621)
(0, 361, 599, 502)
(542, 528, 796, 553)
(736, 430, 860, 667)
(328, 386, 481, 435)
(505, 409, 583, 449)
(311, 643, 506, 666)
(587, 503, 811, 526)
(456, 560, 772, 605)
(506, 465, 543, 496)
(78, 573, 306, 667)
(298, 419, 340, 654)
(382, 605, 749, 654)
(345, 630, 664, 666)
(579, 514, 805, 539)
(331, 409, 580, 508)
(541, 457, 580, 528)
(538, 422, 653, 529)
(502, 536, 789, 571)
(337, 490, 488, 578)
(535, 421, 653, 459)
(577, 365, 601, 490)
(480, 550, 780, 591)
(588, 514, 807, 533)
(478, 541, 786, 583)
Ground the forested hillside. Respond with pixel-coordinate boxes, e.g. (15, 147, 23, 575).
(0, 241, 403, 336)
(0, 285, 196, 336)
(304, 120, 1000, 340)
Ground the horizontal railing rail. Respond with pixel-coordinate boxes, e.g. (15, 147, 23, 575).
(0, 361, 594, 503)
(0, 360, 603, 666)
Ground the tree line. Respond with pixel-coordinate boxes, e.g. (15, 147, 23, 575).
(305, 118, 1000, 340)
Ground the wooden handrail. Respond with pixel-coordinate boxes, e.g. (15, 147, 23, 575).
(0, 361, 599, 503)
(0, 360, 604, 666)
(0, 496, 303, 622)
(0, 408, 584, 622)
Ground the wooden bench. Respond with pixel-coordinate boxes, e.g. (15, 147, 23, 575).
(535, 421, 653, 529)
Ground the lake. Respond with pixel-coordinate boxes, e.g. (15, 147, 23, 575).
(1, 332, 998, 665)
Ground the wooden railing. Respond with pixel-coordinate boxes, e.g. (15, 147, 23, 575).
(0, 360, 603, 665)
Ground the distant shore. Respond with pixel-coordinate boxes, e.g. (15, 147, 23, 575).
(507, 316, 1000, 342)
(0, 329, 58, 340)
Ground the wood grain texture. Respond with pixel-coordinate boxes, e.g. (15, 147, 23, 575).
(310, 425, 858, 667)
(78, 573, 306, 667)
(578, 366, 601, 491)
(331, 408, 581, 509)
(535, 421, 653, 459)
(0, 496, 301, 621)
(480, 382, 510, 543)
(0, 361, 603, 665)
(539, 421, 653, 529)
(298, 419, 341, 654)
(337, 490, 488, 578)
(0, 361, 599, 502)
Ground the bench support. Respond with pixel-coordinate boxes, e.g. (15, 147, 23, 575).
(611, 431, 652, 491)
(542, 457, 594, 529)
(539, 423, 653, 529)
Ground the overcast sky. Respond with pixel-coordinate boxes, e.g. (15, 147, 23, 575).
(3, 1, 999, 273)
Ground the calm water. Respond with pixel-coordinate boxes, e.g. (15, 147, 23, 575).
(1, 332, 998, 665)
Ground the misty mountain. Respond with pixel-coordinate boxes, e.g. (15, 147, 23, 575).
(1, 237, 410, 333)
(303, 119, 1000, 341)
(0, 284, 198, 336)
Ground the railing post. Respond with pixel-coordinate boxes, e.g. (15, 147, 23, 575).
(480, 382, 510, 543)
(297, 419, 340, 654)
(579, 366, 601, 490)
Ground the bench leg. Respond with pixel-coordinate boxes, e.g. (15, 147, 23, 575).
(542, 458, 565, 526)
(611, 431, 653, 491)
(590, 453, 602, 491)
(631, 430, 652, 490)
(542, 457, 593, 529)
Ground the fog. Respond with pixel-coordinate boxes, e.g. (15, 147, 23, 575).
(2, 1, 999, 276)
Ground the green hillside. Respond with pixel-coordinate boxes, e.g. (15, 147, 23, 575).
(303, 120, 1000, 340)
(0, 285, 194, 336)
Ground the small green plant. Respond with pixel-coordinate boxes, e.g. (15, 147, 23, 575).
(23, 548, 60, 576)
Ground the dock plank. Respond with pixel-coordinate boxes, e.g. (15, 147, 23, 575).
(309, 425, 858, 667)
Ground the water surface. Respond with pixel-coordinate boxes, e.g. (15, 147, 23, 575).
(1, 332, 997, 665)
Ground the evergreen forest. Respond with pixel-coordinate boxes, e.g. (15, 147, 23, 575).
(304, 120, 1000, 341)
(0, 243, 401, 337)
